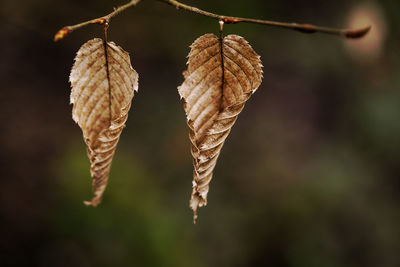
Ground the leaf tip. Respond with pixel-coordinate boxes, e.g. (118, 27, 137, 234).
(190, 199, 199, 224)
(193, 209, 198, 224)
(190, 189, 208, 224)
(84, 186, 105, 207)
(83, 198, 101, 207)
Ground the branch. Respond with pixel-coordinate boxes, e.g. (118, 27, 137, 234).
(54, 0, 141, 41)
(159, 0, 371, 39)
(55, 0, 370, 42)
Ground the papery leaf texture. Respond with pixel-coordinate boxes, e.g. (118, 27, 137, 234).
(69, 38, 138, 206)
(178, 34, 263, 222)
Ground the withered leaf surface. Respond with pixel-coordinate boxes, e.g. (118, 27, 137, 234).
(70, 38, 138, 206)
(178, 34, 263, 222)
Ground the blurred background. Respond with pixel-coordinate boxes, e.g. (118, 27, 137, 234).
(1, 0, 399, 266)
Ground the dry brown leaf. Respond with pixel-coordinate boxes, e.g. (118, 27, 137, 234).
(69, 38, 138, 206)
(178, 34, 263, 222)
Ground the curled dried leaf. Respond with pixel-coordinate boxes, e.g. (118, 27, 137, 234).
(70, 38, 138, 206)
(178, 34, 263, 222)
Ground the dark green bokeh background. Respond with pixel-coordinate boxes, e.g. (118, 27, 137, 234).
(1, 0, 399, 266)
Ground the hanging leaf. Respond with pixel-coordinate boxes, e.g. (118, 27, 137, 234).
(178, 34, 263, 222)
(69, 38, 138, 206)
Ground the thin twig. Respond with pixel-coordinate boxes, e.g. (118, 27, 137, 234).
(55, 0, 370, 42)
(54, 0, 141, 41)
(159, 0, 371, 38)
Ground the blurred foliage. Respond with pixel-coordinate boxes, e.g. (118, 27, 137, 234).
(1, 0, 399, 266)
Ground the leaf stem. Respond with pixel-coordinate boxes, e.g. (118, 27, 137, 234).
(54, 0, 141, 41)
(159, 0, 371, 38)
